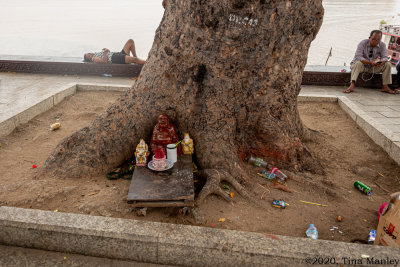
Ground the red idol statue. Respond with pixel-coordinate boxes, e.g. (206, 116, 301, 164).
(150, 114, 181, 156)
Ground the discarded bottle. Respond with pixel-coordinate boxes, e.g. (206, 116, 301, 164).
(136, 207, 147, 216)
(102, 73, 112, 77)
(368, 229, 376, 244)
(248, 156, 268, 168)
(272, 200, 287, 209)
(49, 122, 61, 131)
(354, 181, 372, 195)
(261, 168, 287, 185)
(306, 224, 318, 240)
(260, 169, 278, 184)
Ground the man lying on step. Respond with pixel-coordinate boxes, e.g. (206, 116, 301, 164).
(83, 39, 145, 65)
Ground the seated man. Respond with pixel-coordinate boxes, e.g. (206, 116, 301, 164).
(344, 30, 399, 94)
(83, 39, 145, 65)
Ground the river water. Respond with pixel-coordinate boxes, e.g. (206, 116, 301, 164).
(0, 0, 399, 66)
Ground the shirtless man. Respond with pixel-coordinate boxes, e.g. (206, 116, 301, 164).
(83, 39, 145, 65)
(344, 30, 398, 94)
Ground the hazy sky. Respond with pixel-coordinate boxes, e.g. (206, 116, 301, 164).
(0, 0, 165, 58)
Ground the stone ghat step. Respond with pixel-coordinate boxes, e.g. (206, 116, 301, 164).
(302, 71, 399, 88)
(0, 59, 142, 77)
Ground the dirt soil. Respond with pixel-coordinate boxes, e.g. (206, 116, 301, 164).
(1, 90, 400, 243)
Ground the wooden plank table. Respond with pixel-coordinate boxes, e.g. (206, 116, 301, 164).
(127, 155, 194, 207)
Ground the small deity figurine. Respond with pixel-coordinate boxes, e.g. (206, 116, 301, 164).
(135, 139, 150, 166)
(181, 133, 194, 155)
(150, 114, 181, 156)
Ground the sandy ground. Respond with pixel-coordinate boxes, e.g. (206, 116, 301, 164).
(1, 90, 400, 243)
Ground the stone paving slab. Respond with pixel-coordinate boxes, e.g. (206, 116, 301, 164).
(380, 111, 400, 118)
(385, 124, 400, 133)
(365, 112, 385, 118)
(392, 134, 400, 142)
(358, 106, 394, 112)
(378, 118, 400, 124)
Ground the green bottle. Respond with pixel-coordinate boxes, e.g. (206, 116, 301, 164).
(248, 156, 268, 168)
(354, 181, 372, 195)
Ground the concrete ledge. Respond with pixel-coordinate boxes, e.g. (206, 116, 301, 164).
(0, 244, 159, 267)
(77, 83, 131, 92)
(0, 206, 399, 266)
(391, 142, 400, 166)
(298, 95, 338, 102)
(338, 96, 365, 121)
(53, 83, 77, 106)
(0, 118, 15, 140)
(13, 96, 54, 126)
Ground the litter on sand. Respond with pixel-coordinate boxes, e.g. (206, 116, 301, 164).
(299, 200, 328, 207)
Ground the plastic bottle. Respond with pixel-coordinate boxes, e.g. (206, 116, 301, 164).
(49, 122, 61, 131)
(248, 156, 268, 168)
(102, 73, 112, 77)
(260, 169, 278, 184)
(306, 224, 318, 239)
(261, 167, 287, 185)
(368, 229, 376, 244)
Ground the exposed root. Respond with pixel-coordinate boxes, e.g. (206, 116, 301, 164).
(302, 126, 320, 142)
(196, 169, 233, 204)
(196, 167, 264, 207)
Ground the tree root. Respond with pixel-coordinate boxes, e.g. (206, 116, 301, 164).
(197, 169, 237, 203)
(196, 168, 262, 207)
(302, 127, 320, 142)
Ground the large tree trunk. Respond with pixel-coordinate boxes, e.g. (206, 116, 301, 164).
(41, 0, 324, 202)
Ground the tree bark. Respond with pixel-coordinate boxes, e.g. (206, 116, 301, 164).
(41, 0, 324, 201)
